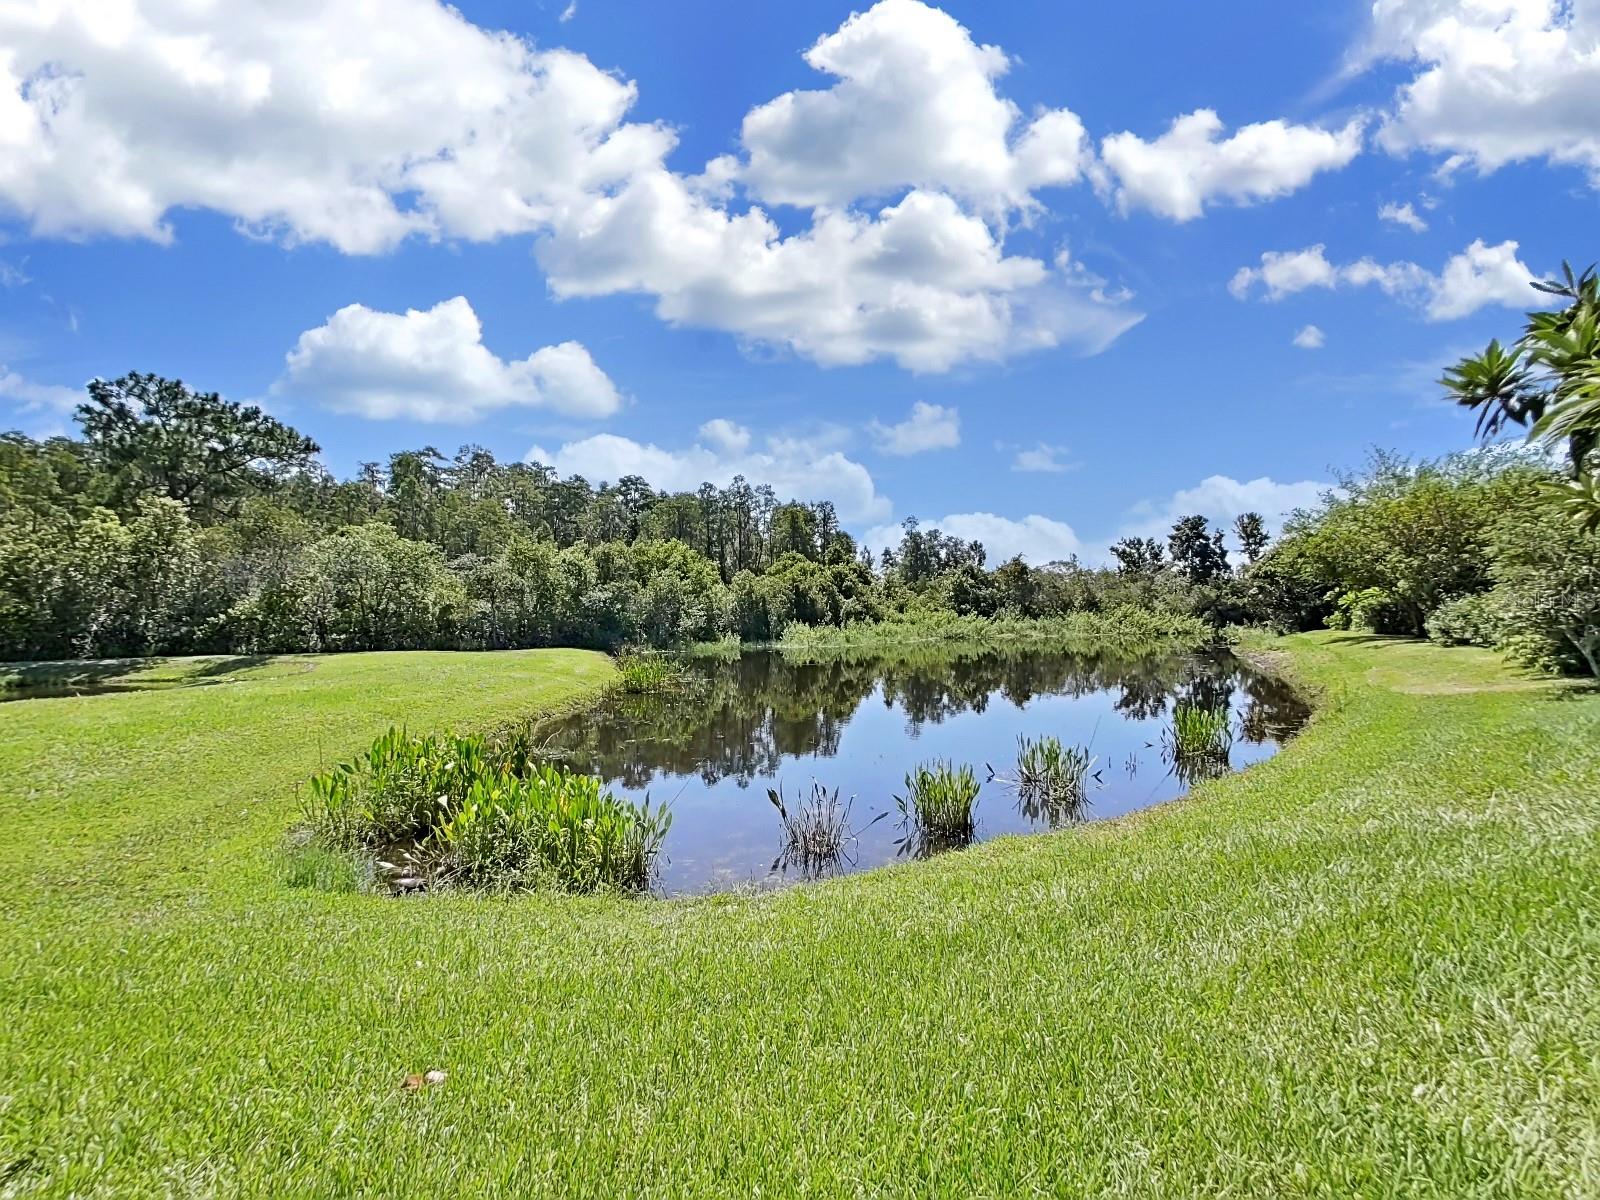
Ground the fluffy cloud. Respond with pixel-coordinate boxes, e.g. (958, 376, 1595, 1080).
(0, 366, 79, 413)
(1378, 200, 1428, 231)
(1293, 324, 1326, 349)
(527, 427, 891, 523)
(866, 512, 1085, 565)
(698, 418, 751, 454)
(1228, 245, 1340, 301)
(867, 401, 960, 455)
(539, 178, 1142, 372)
(1424, 238, 1541, 319)
(1118, 474, 1329, 545)
(729, 0, 1091, 211)
(0, 0, 671, 253)
(0, 0, 1143, 375)
(1370, 0, 1600, 183)
(1101, 110, 1364, 221)
(1011, 443, 1075, 473)
(275, 297, 621, 422)
(1229, 239, 1537, 319)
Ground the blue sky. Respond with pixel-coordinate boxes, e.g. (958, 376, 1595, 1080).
(2, 0, 1595, 561)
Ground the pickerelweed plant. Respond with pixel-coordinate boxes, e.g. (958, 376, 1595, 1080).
(895, 760, 980, 855)
(302, 726, 669, 894)
(613, 652, 690, 694)
(1164, 701, 1234, 763)
(996, 735, 1099, 826)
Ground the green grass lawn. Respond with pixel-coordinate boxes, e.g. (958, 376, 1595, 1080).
(1, 635, 1596, 1196)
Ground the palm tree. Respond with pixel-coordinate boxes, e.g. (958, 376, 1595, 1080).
(1442, 262, 1600, 530)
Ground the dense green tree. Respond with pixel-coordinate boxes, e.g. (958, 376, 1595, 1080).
(77, 373, 319, 521)
(1487, 489, 1600, 677)
(297, 524, 467, 651)
(1110, 537, 1165, 574)
(1166, 516, 1229, 584)
(1233, 511, 1269, 562)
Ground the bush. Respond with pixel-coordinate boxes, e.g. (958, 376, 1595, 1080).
(1487, 493, 1600, 678)
(1425, 593, 1503, 648)
(1327, 587, 1409, 634)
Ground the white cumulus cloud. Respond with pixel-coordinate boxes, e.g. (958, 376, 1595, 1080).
(0, 0, 672, 253)
(1100, 109, 1364, 222)
(0, 0, 1144, 376)
(1229, 245, 1340, 301)
(1118, 474, 1329, 546)
(275, 297, 621, 422)
(1424, 238, 1542, 320)
(865, 512, 1085, 565)
(1369, 0, 1600, 185)
(1, 366, 79, 414)
(1293, 324, 1326, 349)
(0, 365, 82, 436)
(867, 401, 960, 456)
(729, 0, 1091, 211)
(1229, 239, 1538, 320)
(526, 428, 891, 523)
(697, 418, 751, 454)
(539, 179, 1142, 372)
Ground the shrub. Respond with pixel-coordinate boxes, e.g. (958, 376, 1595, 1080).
(1327, 587, 1408, 634)
(1487, 491, 1600, 678)
(1425, 593, 1503, 648)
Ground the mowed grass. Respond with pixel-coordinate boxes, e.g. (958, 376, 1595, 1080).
(1, 634, 1597, 1196)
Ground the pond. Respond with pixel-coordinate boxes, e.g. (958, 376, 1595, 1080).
(536, 644, 1308, 895)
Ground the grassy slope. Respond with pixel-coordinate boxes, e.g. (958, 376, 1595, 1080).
(1, 635, 1596, 1197)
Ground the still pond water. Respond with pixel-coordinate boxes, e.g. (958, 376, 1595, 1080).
(537, 645, 1308, 895)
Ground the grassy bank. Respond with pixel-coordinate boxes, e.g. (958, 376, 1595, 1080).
(2, 635, 1597, 1195)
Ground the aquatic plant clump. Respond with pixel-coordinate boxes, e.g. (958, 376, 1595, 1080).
(1003, 735, 1098, 825)
(896, 760, 980, 851)
(439, 765, 671, 893)
(302, 726, 669, 894)
(767, 781, 885, 880)
(1164, 702, 1234, 763)
(613, 652, 689, 694)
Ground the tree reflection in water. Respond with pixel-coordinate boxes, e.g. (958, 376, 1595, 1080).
(532, 643, 1310, 893)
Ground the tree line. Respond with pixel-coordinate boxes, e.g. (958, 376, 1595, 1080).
(2, 372, 1278, 661)
(4, 260, 1596, 672)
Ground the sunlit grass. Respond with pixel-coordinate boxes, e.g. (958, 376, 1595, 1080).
(1, 634, 1597, 1194)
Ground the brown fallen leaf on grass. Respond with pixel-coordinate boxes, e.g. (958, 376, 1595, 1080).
(401, 1069, 447, 1092)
